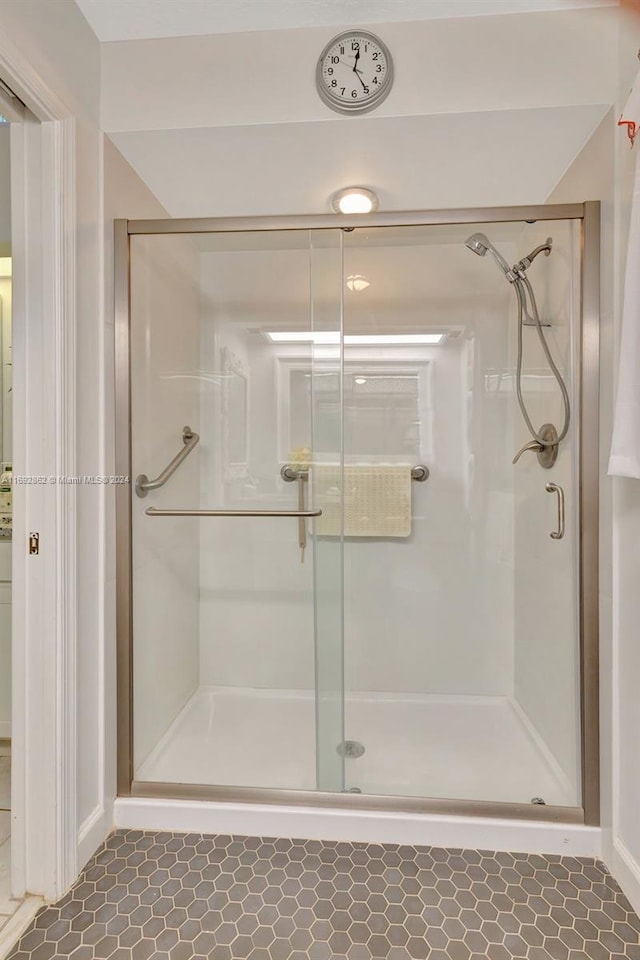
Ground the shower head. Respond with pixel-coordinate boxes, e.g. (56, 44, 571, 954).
(465, 233, 490, 257)
(464, 232, 514, 280)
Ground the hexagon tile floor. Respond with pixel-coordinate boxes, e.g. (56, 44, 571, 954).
(6, 831, 640, 960)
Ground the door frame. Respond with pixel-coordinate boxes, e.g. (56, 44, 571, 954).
(0, 36, 78, 900)
(115, 202, 600, 827)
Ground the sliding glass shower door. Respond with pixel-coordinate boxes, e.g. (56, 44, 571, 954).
(129, 227, 345, 792)
(119, 204, 598, 821)
(338, 220, 582, 808)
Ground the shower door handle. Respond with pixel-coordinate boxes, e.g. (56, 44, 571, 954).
(545, 482, 565, 540)
(145, 507, 322, 517)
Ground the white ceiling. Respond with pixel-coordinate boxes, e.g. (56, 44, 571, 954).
(75, 0, 616, 43)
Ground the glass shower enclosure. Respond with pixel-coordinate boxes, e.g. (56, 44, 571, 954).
(115, 203, 600, 825)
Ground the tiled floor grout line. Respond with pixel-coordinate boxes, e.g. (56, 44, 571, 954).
(5, 831, 640, 960)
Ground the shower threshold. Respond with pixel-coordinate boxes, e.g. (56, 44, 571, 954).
(135, 687, 577, 808)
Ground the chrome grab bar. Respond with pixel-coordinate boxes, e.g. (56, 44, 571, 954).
(145, 507, 322, 518)
(545, 482, 565, 540)
(135, 426, 200, 498)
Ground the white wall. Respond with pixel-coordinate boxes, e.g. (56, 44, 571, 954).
(101, 6, 617, 219)
(0, 276, 11, 737)
(0, 275, 10, 466)
(0, 124, 10, 255)
(608, 9, 640, 915)
(0, 581, 10, 737)
(0, 0, 99, 124)
(101, 8, 617, 132)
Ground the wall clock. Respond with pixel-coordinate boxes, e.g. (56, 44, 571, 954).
(316, 30, 393, 115)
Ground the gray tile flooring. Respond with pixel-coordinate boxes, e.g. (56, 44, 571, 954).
(6, 830, 640, 960)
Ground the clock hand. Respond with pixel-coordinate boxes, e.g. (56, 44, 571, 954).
(352, 49, 367, 90)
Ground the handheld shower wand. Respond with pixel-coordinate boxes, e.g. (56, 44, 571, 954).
(464, 233, 516, 281)
(465, 232, 569, 467)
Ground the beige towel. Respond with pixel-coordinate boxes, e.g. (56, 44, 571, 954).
(312, 464, 412, 538)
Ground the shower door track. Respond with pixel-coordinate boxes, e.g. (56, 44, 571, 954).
(115, 201, 601, 827)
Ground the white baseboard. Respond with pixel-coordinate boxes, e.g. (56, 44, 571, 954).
(115, 797, 602, 858)
(77, 804, 107, 873)
(0, 897, 44, 960)
(610, 838, 640, 916)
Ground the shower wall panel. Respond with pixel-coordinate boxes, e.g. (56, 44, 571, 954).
(130, 234, 201, 771)
(197, 247, 316, 692)
(341, 238, 517, 698)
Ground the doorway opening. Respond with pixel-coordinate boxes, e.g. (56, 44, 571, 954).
(0, 76, 33, 944)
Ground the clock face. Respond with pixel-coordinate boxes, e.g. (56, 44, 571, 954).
(316, 31, 393, 115)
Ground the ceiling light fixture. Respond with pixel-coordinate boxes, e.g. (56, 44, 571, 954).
(265, 332, 445, 346)
(331, 186, 379, 215)
(345, 274, 370, 292)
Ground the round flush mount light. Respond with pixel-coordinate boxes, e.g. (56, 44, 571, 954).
(345, 274, 370, 292)
(331, 186, 379, 215)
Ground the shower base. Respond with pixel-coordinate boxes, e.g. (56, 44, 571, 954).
(136, 687, 576, 808)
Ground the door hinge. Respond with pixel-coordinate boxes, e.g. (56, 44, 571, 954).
(29, 532, 39, 555)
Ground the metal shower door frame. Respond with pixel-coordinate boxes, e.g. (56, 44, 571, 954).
(115, 201, 600, 826)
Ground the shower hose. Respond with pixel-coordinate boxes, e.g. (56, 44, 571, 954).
(512, 273, 571, 448)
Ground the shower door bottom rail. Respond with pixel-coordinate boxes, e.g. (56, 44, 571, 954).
(145, 507, 323, 518)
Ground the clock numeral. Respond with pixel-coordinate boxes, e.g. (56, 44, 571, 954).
(327, 67, 334, 75)
(363, 87, 369, 94)
(340, 87, 346, 95)
(351, 41, 359, 51)
(339, 45, 345, 54)
(376, 64, 383, 72)
(372, 52, 379, 60)
(331, 56, 339, 63)
(372, 77, 378, 85)
(331, 79, 337, 87)
(351, 89, 358, 98)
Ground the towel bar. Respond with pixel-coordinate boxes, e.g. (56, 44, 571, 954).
(145, 507, 322, 518)
(281, 464, 430, 482)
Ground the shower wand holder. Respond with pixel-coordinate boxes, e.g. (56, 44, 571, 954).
(522, 315, 551, 328)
